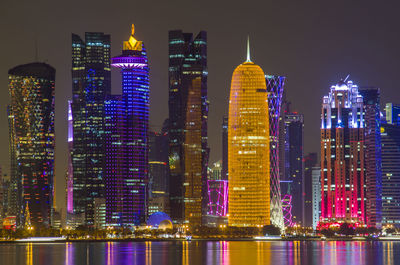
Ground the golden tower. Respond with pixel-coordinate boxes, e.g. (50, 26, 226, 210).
(228, 38, 271, 226)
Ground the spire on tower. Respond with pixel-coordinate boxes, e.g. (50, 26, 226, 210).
(246, 36, 251, 63)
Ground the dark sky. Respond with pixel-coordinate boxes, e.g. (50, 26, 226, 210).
(1, 0, 400, 211)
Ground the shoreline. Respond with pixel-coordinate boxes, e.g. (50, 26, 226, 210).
(0, 237, 397, 243)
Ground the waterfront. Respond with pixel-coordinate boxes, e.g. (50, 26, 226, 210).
(0, 241, 399, 265)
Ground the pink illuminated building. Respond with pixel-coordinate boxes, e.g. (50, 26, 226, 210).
(66, 100, 73, 214)
(207, 180, 228, 217)
(320, 79, 366, 225)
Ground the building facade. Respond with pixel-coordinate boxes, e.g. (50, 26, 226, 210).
(320, 80, 366, 225)
(8, 63, 55, 227)
(381, 103, 400, 227)
(228, 43, 270, 227)
(304, 153, 318, 227)
(71, 32, 111, 226)
(148, 127, 170, 215)
(104, 25, 149, 226)
(168, 30, 209, 226)
(359, 88, 382, 227)
(265, 75, 285, 229)
(281, 113, 304, 226)
(312, 167, 321, 230)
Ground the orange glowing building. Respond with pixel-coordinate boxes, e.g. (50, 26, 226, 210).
(228, 39, 271, 227)
(184, 77, 203, 226)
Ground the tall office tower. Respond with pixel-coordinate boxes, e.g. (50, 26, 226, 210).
(148, 128, 170, 215)
(321, 79, 366, 224)
(228, 41, 270, 227)
(359, 88, 382, 228)
(304, 153, 318, 227)
(71, 32, 111, 226)
(168, 30, 209, 226)
(222, 116, 228, 180)
(265, 75, 285, 229)
(282, 113, 304, 225)
(311, 167, 321, 230)
(8, 63, 55, 227)
(381, 103, 400, 227)
(104, 25, 149, 226)
(66, 101, 74, 224)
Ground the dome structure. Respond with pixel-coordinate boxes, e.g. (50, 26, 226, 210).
(147, 212, 173, 229)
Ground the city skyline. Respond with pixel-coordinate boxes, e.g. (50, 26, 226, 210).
(1, 1, 400, 213)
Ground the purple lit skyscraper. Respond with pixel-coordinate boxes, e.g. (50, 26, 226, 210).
(266, 75, 285, 229)
(104, 25, 149, 226)
(66, 100, 73, 214)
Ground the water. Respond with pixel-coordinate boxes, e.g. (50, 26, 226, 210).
(0, 240, 399, 265)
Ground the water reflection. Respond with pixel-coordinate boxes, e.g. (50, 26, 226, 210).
(0, 240, 399, 265)
(26, 243, 32, 265)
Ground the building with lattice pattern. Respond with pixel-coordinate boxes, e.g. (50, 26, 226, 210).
(265, 75, 285, 229)
(8, 62, 55, 227)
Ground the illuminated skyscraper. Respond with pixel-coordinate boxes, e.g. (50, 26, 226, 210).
(8, 62, 55, 227)
(104, 25, 149, 226)
(228, 40, 270, 227)
(359, 88, 382, 227)
(66, 101, 73, 215)
(266, 75, 285, 229)
(281, 112, 304, 225)
(168, 30, 209, 226)
(71, 32, 111, 225)
(381, 103, 400, 227)
(320, 79, 366, 224)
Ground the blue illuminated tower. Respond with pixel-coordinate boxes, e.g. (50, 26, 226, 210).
(266, 75, 285, 229)
(71, 32, 111, 226)
(105, 24, 149, 226)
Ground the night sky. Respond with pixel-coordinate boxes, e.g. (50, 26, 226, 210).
(1, 0, 400, 211)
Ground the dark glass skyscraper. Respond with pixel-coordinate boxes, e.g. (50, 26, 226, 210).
(8, 63, 55, 227)
(281, 113, 304, 226)
(168, 30, 208, 226)
(381, 103, 400, 227)
(304, 152, 318, 227)
(71, 32, 111, 226)
(148, 122, 170, 215)
(104, 25, 149, 226)
(359, 88, 382, 228)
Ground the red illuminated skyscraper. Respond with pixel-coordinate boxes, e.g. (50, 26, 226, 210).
(320, 79, 366, 225)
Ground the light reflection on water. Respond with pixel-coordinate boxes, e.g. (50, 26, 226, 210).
(0, 240, 398, 265)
